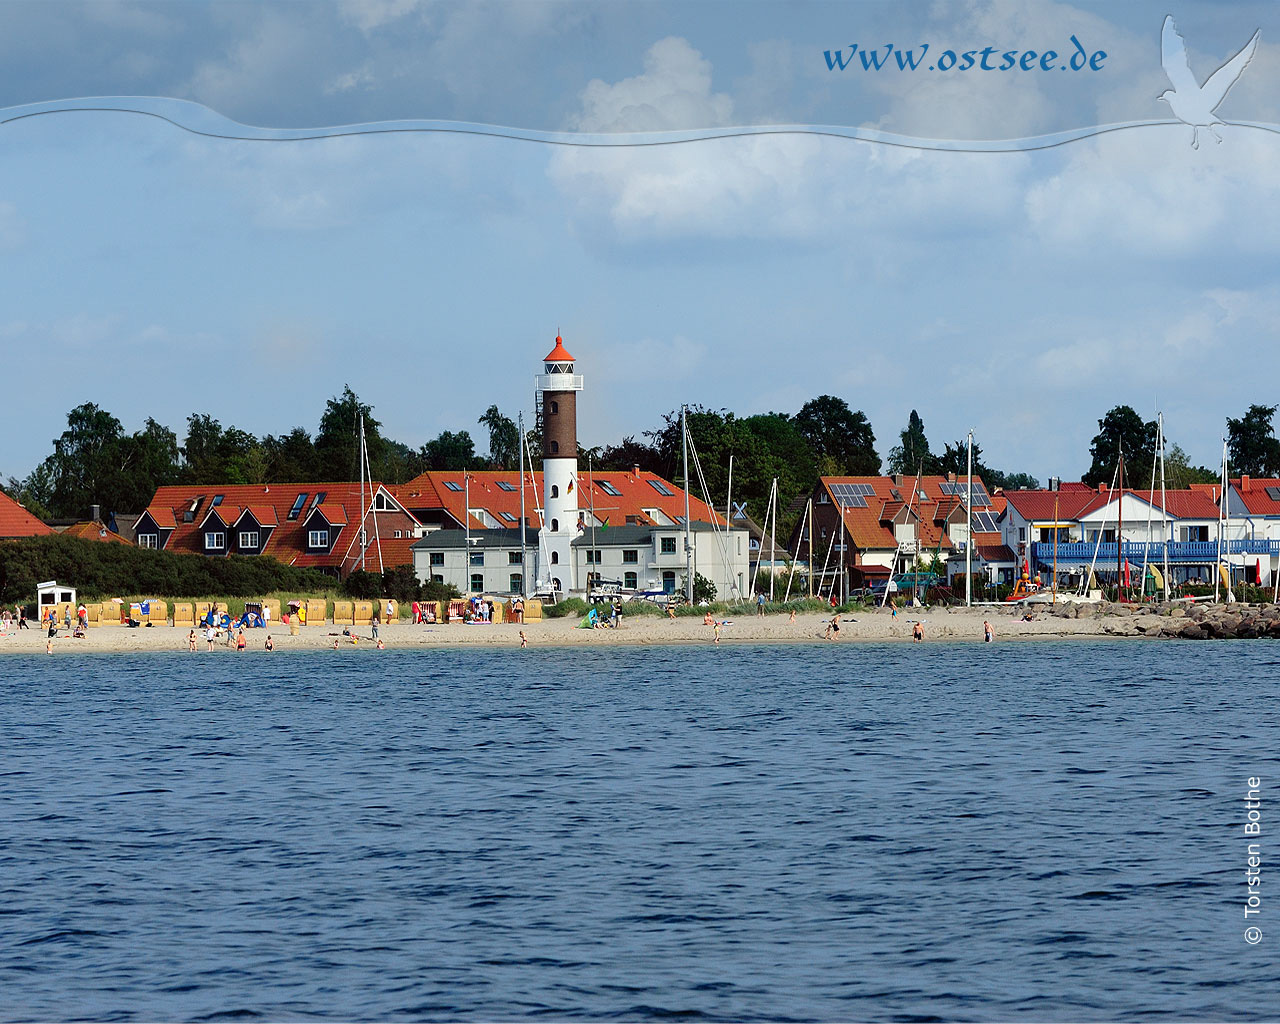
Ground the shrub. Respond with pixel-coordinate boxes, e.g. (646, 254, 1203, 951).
(0, 535, 332, 605)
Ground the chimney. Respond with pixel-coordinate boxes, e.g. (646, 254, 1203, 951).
(632, 465, 640, 477)
(1241, 475, 1251, 492)
(91, 503, 100, 522)
(892, 473, 904, 486)
(947, 471, 956, 483)
(1098, 483, 1107, 494)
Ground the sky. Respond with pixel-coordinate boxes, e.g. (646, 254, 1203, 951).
(2, 0, 1279, 484)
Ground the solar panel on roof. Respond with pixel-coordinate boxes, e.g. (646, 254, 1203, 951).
(827, 484, 867, 507)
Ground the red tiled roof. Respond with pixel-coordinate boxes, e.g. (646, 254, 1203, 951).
(0, 490, 54, 538)
(1007, 486, 1222, 521)
(61, 520, 131, 544)
(392, 469, 726, 532)
(1003, 489, 1100, 522)
(820, 475, 989, 554)
(140, 482, 421, 573)
(1233, 477, 1280, 516)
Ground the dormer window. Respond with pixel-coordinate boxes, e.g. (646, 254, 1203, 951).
(308, 529, 329, 549)
(205, 531, 225, 552)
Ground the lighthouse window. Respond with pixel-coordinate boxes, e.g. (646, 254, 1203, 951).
(550, 551, 559, 564)
(550, 519, 559, 532)
(549, 401, 559, 415)
(550, 441, 560, 454)
(550, 485, 559, 498)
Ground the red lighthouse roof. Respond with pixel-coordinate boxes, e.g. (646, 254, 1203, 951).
(544, 334, 575, 362)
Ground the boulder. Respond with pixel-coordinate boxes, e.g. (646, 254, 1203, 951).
(1179, 623, 1209, 640)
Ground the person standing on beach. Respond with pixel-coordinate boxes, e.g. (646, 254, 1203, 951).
(825, 613, 840, 640)
(713, 621, 721, 645)
(519, 630, 527, 648)
(205, 625, 216, 651)
(371, 608, 380, 640)
(912, 621, 924, 642)
(188, 629, 197, 652)
(756, 592, 765, 616)
(983, 620, 993, 643)
(18, 608, 28, 629)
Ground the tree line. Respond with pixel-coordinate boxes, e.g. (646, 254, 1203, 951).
(10, 389, 1275, 533)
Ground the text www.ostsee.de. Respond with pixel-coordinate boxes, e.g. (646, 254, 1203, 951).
(824, 36, 1107, 73)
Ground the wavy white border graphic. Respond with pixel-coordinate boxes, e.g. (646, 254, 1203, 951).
(0, 18, 1271, 152)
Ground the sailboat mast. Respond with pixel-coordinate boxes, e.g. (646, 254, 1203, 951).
(725, 454, 733, 602)
(359, 415, 367, 572)
(1116, 447, 1124, 601)
(965, 430, 973, 606)
(519, 411, 527, 599)
(682, 406, 693, 604)
(1158, 413, 1169, 603)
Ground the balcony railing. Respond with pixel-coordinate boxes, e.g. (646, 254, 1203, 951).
(1031, 540, 1280, 564)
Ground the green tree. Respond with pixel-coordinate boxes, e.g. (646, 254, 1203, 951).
(1083, 406, 1158, 488)
(43, 403, 125, 518)
(478, 405, 520, 469)
(421, 430, 478, 471)
(793, 395, 880, 475)
(1164, 443, 1219, 486)
(1227, 404, 1280, 477)
(262, 427, 319, 482)
(596, 436, 663, 473)
(886, 410, 940, 475)
(315, 385, 385, 481)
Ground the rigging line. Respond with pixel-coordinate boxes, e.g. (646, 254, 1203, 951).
(1082, 457, 1123, 595)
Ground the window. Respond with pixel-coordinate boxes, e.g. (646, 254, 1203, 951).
(1018, 527, 1026, 541)
(374, 492, 394, 511)
(598, 480, 621, 497)
(817, 491, 830, 504)
(553, 577, 562, 592)
(431, 574, 444, 584)
(238, 531, 259, 549)
(550, 551, 559, 564)
(311, 491, 327, 509)
(499, 511, 518, 524)
(509, 551, 522, 564)
(394, 530, 402, 538)
(550, 518, 559, 532)
(430, 552, 445, 566)
(624, 571, 637, 589)
(662, 570, 676, 593)
(470, 573, 483, 592)
(205, 531, 225, 551)
(444, 481, 463, 492)
(549, 400, 559, 415)
(661, 537, 677, 554)
(510, 573, 522, 593)
(288, 493, 308, 520)
(623, 549, 638, 563)
(469, 550, 484, 566)
(550, 485, 559, 498)
(496, 481, 516, 492)
(210, 494, 224, 508)
(138, 533, 158, 549)
(648, 479, 674, 496)
(585, 550, 600, 564)
(308, 529, 329, 549)
(550, 441, 560, 454)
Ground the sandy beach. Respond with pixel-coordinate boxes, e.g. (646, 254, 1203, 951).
(0, 605, 1172, 654)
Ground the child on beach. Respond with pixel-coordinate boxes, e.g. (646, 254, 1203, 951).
(188, 630, 197, 652)
(519, 630, 527, 648)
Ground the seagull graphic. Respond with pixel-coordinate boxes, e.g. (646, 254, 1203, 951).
(1159, 15, 1260, 149)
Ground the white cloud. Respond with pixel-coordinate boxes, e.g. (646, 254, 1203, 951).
(338, 0, 425, 34)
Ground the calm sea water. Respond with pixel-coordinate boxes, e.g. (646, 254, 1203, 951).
(2, 640, 1278, 1022)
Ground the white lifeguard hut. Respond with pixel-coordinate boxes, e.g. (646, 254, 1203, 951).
(37, 580, 76, 619)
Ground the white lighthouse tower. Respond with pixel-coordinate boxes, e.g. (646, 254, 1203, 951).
(536, 334, 583, 594)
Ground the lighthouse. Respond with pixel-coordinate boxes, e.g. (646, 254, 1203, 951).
(536, 334, 583, 593)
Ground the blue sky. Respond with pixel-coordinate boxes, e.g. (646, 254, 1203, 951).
(3, 0, 1279, 483)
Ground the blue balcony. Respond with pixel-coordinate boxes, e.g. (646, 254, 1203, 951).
(1031, 540, 1280, 565)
